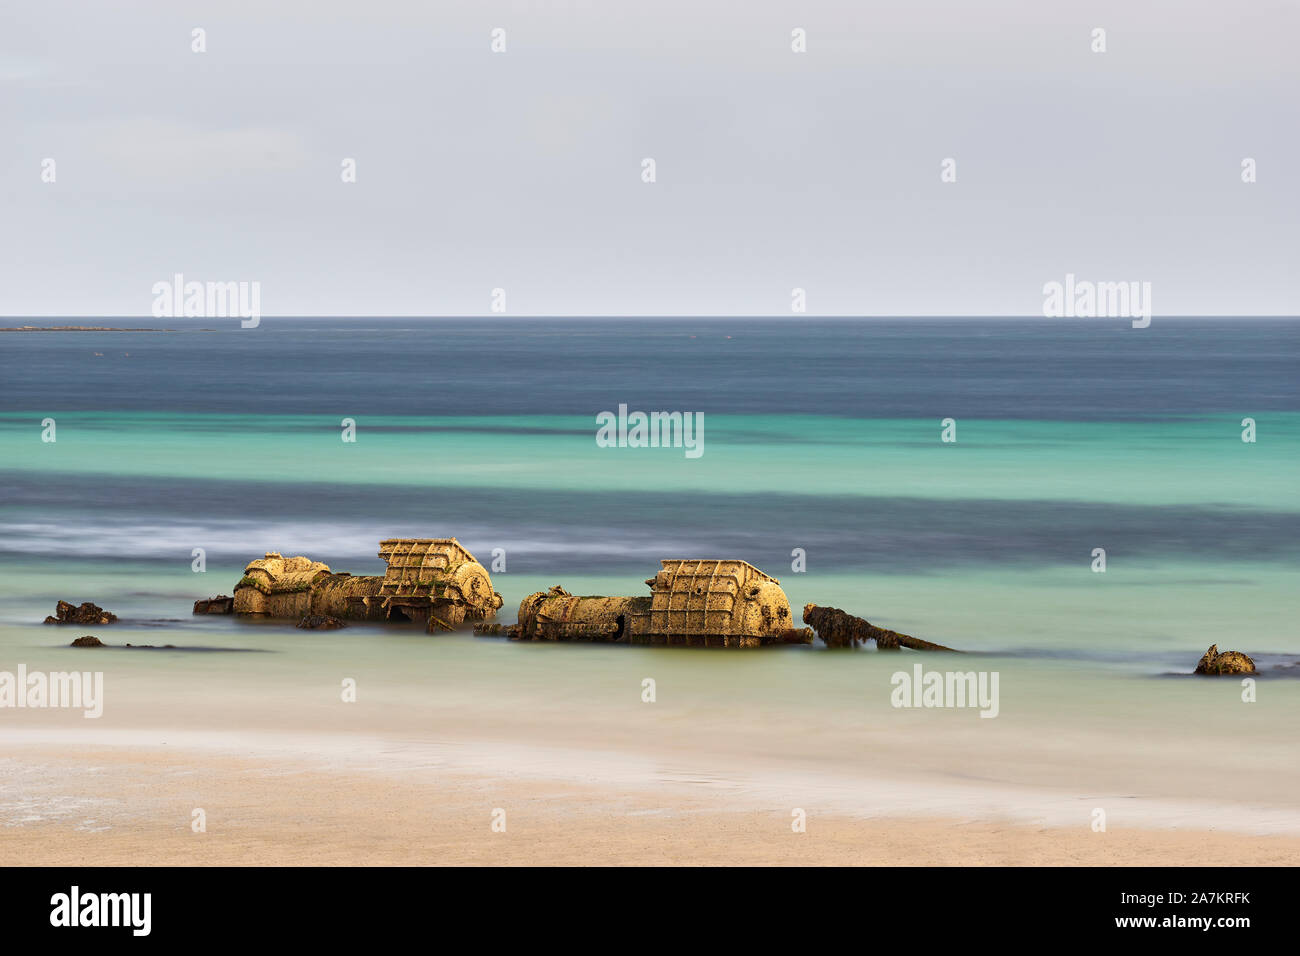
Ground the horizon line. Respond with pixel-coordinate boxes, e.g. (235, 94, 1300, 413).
(4, 314, 1298, 321)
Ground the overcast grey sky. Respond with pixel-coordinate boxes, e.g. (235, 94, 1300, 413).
(2, 0, 1296, 316)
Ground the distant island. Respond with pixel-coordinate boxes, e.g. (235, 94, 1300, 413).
(0, 326, 213, 332)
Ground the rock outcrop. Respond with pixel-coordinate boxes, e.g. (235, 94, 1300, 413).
(44, 601, 118, 626)
(70, 635, 104, 647)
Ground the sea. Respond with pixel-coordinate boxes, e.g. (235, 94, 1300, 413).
(2, 317, 1297, 830)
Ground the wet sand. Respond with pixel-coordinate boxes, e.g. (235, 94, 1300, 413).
(4, 738, 1297, 866)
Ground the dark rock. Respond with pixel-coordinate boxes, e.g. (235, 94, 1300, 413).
(44, 600, 118, 626)
(193, 595, 234, 615)
(70, 635, 104, 647)
(1194, 644, 1256, 675)
(297, 614, 347, 630)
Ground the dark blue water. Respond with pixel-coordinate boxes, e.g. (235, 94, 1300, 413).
(3, 318, 1297, 418)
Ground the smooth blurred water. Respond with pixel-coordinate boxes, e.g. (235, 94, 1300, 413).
(1, 318, 1297, 811)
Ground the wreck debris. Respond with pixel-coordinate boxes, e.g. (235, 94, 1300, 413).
(637, 560, 794, 646)
(1194, 644, 1255, 675)
(44, 601, 118, 626)
(309, 572, 389, 621)
(230, 539, 503, 631)
(233, 553, 337, 617)
(70, 635, 104, 647)
(378, 538, 503, 631)
(297, 614, 347, 630)
(514, 587, 646, 642)
(193, 595, 234, 615)
(802, 604, 958, 652)
(514, 560, 796, 648)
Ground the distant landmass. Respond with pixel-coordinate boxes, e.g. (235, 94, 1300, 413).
(0, 325, 214, 332)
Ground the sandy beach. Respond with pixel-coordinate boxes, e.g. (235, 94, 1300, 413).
(5, 726, 1299, 867)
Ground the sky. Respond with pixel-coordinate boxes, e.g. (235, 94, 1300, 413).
(2, 0, 1297, 317)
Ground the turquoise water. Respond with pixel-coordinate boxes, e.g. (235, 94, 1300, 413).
(3, 411, 1298, 507)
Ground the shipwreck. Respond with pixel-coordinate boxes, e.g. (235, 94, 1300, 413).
(231, 538, 503, 631)
(206, 541, 961, 652)
(513, 559, 809, 648)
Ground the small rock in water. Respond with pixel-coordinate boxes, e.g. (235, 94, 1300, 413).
(1194, 643, 1256, 675)
(70, 635, 104, 648)
(44, 600, 118, 626)
(297, 614, 347, 630)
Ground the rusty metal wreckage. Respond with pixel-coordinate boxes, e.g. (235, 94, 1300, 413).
(193, 537, 960, 652)
(191, 537, 1254, 667)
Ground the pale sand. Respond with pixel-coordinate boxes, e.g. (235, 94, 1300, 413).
(4, 739, 1297, 866)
